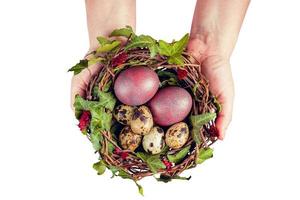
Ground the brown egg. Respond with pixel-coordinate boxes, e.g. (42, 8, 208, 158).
(119, 126, 142, 151)
(113, 104, 134, 125)
(130, 106, 153, 135)
(165, 122, 189, 149)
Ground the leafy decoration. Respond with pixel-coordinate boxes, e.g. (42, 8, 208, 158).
(156, 174, 191, 183)
(191, 128, 202, 144)
(110, 25, 135, 38)
(190, 113, 216, 128)
(135, 182, 144, 196)
(125, 35, 158, 57)
(213, 96, 222, 113)
(196, 147, 213, 164)
(90, 108, 112, 132)
(97, 91, 116, 111)
(90, 130, 103, 151)
(88, 57, 105, 66)
(68, 59, 88, 75)
(157, 70, 179, 87)
(167, 145, 190, 164)
(74, 95, 115, 150)
(93, 160, 106, 175)
(158, 33, 189, 65)
(190, 113, 216, 144)
(96, 40, 120, 53)
(136, 152, 166, 173)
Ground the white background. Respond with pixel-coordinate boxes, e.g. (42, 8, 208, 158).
(0, 0, 300, 199)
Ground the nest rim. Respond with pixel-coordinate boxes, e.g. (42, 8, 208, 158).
(85, 48, 218, 181)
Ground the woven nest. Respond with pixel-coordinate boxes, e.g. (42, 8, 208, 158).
(81, 46, 219, 181)
(69, 28, 222, 184)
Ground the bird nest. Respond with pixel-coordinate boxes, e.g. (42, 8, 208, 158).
(69, 27, 221, 193)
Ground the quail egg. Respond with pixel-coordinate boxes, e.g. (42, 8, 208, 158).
(142, 126, 165, 154)
(130, 106, 153, 135)
(113, 104, 134, 125)
(165, 122, 189, 149)
(119, 126, 142, 151)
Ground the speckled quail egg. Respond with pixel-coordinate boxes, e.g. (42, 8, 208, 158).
(165, 122, 189, 149)
(142, 126, 165, 154)
(119, 126, 142, 151)
(130, 106, 153, 135)
(113, 104, 134, 125)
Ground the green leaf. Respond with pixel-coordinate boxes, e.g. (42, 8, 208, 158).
(136, 152, 148, 162)
(167, 54, 184, 65)
(107, 166, 119, 178)
(157, 70, 178, 79)
(125, 35, 158, 57)
(191, 128, 202, 144)
(172, 175, 191, 181)
(107, 142, 115, 154)
(190, 113, 216, 128)
(110, 26, 135, 38)
(88, 57, 105, 66)
(167, 145, 190, 164)
(156, 174, 191, 183)
(136, 152, 165, 173)
(90, 130, 103, 151)
(157, 34, 189, 65)
(90, 107, 112, 132)
(213, 97, 222, 113)
(96, 40, 120, 53)
(192, 82, 200, 94)
(135, 182, 144, 196)
(98, 91, 116, 111)
(93, 160, 106, 175)
(102, 80, 112, 92)
(74, 95, 113, 132)
(196, 147, 214, 164)
(117, 169, 132, 179)
(74, 95, 102, 118)
(172, 33, 189, 55)
(190, 113, 215, 144)
(158, 40, 173, 56)
(97, 36, 111, 46)
(146, 156, 166, 173)
(149, 44, 159, 57)
(157, 70, 179, 87)
(68, 59, 88, 75)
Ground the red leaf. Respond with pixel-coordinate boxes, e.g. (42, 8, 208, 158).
(208, 125, 219, 138)
(162, 159, 172, 171)
(113, 147, 129, 159)
(111, 52, 128, 67)
(177, 68, 188, 80)
(120, 152, 129, 159)
(113, 147, 122, 154)
(78, 111, 91, 131)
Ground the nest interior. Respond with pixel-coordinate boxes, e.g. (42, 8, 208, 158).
(81, 45, 219, 181)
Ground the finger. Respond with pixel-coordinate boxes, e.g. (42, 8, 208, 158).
(70, 76, 87, 112)
(215, 91, 234, 140)
(201, 58, 234, 140)
(70, 63, 102, 112)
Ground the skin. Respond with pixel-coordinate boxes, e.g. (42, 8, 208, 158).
(188, 0, 250, 139)
(70, 0, 136, 112)
(71, 0, 250, 140)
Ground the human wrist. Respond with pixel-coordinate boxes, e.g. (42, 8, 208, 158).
(189, 26, 231, 60)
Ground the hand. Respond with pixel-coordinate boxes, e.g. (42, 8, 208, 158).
(70, 60, 101, 111)
(187, 38, 234, 140)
